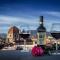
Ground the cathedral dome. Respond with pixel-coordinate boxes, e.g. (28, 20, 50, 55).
(8, 26, 19, 34)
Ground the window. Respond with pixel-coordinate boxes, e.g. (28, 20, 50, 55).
(10, 35, 11, 37)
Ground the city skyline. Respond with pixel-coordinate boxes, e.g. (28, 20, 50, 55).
(0, 0, 60, 33)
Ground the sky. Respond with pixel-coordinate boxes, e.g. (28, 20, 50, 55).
(0, 0, 60, 33)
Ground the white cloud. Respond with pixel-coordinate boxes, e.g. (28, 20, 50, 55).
(0, 15, 39, 33)
(43, 11, 60, 18)
(0, 15, 38, 25)
(1, 11, 60, 33)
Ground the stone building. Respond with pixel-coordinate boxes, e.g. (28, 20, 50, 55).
(6, 26, 20, 44)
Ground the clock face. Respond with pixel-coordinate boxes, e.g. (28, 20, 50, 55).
(37, 32, 46, 45)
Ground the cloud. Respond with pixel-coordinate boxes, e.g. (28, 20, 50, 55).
(0, 11, 60, 33)
(0, 15, 39, 33)
(42, 11, 60, 18)
(0, 15, 38, 26)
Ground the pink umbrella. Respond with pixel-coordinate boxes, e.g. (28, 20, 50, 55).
(31, 46, 44, 56)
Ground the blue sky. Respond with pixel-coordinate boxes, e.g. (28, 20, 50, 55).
(0, 0, 60, 33)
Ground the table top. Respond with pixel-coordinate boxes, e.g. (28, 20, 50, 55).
(0, 50, 60, 60)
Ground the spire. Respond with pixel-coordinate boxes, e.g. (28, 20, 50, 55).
(39, 16, 43, 26)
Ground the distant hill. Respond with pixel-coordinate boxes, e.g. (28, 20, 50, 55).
(46, 32, 52, 37)
(29, 30, 37, 36)
(28, 30, 51, 37)
(0, 33, 7, 39)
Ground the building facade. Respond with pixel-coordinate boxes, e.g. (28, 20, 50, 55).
(6, 26, 19, 44)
